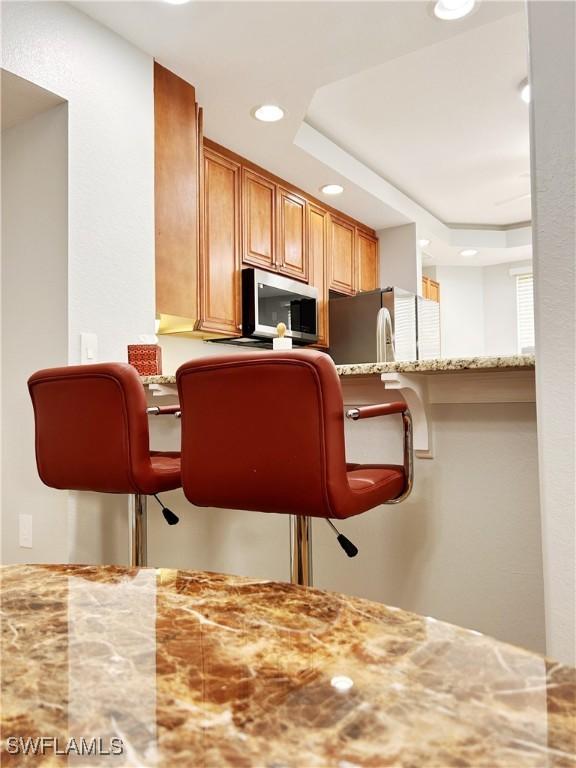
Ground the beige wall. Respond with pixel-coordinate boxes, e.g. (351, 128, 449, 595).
(528, 0, 575, 664)
(434, 266, 486, 357)
(2, 1, 155, 364)
(424, 260, 533, 358)
(1, 103, 69, 564)
(483, 261, 532, 356)
(2, 1, 155, 566)
(378, 223, 421, 294)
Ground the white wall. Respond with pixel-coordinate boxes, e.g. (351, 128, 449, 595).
(1, 1, 154, 564)
(1, 1, 155, 363)
(424, 260, 533, 359)
(432, 266, 485, 358)
(483, 261, 531, 356)
(378, 223, 421, 293)
(1, 104, 69, 564)
(528, 0, 575, 665)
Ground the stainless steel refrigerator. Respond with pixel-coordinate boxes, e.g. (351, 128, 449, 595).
(328, 287, 419, 364)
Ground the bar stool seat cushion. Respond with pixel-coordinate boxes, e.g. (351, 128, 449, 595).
(346, 464, 405, 495)
(149, 451, 182, 492)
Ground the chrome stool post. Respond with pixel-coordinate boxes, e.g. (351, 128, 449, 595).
(290, 515, 313, 587)
(130, 493, 148, 567)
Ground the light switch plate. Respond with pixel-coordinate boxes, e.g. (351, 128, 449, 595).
(19, 514, 33, 548)
(80, 333, 98, 364)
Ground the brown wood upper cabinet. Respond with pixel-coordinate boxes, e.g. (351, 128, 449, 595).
(198, 147, 241, 335)
(428, 280, 440, 303)
(422, 276, 440, 303)
(329, 215, 356, 295)
(428, 280, 440, 302)
(242, 169, 276, 271)
(356, 229, 379, 292)
(154, 62, 200, 327)
(277, 187, 308, 281)
(154, 73, 380, 340)
(308, 203, 329, 347)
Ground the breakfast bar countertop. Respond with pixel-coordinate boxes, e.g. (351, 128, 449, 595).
(141, 354, 535, 385)
(1, 563, 574, 767)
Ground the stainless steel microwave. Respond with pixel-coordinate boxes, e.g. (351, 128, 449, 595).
(240, 268, 318, 345)
(209, 268, 319, 348)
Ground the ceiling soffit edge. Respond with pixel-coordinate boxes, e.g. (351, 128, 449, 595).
(295, 122, 532, 250)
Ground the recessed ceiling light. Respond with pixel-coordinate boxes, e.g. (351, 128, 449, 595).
(433, 0, 476, 21)
(460, 248, 478, 257)
(163, 0, 192, 5)
(419, 239, 431, 247)
(252, 105, 285, 123)
(520, 80, 531, 104)
(321, 184, 344, 195)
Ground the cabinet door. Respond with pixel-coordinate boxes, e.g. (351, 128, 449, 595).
(242, 169, 276, 270)
(277, 187, 308, 282)
(428, 279, 440, 303)
(422, 276, 430, 299)
(154, 63, 199, 322)
(356, 230, 379, 292)
(308, 204, 329, 347)
(329, 216, 356, 295)
(198, 149, 241, 335)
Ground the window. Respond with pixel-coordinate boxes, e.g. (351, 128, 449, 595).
(516, 272, 535, 353)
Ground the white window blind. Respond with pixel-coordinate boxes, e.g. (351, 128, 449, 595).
(418, 299, 441, 360)
(394, 294, 417, 361)
(516, 272, 535, 353)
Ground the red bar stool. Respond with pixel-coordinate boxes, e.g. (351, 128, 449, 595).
(28, 363, 181, 566)
(176, 350, 413, 586)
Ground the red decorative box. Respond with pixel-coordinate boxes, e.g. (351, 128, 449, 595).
(128, 344, 162, 376)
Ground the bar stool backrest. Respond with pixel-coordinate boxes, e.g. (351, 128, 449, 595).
(28, 363, 150, 494)
(176, 350, 351, 518)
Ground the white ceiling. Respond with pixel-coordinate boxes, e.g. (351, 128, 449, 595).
(73, 0, 530, 264)
(421, 240, 531, 267)
(1, 69, 65, 130)
(306, 10, 531, 227)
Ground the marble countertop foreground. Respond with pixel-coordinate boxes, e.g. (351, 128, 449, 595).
(1, 564, 573, 767)
(142, 354, 535, 385)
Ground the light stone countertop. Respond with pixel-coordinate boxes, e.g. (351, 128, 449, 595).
(335, 353, 535, 376)
(141, 354, 535, 385)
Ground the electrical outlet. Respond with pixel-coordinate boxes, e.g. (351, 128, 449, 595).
(80, 333, 98, 364)
(19, 514, 33, 548)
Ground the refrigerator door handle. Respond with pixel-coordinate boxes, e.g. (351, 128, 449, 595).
(376, 307, 385, 362)
(377, 307, 396, 363)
